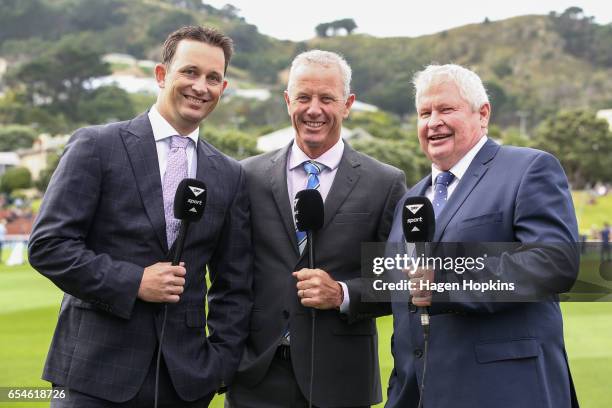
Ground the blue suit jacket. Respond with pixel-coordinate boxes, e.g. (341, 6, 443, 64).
(28, 113, 253, 402)
(386, 139, 580, 408)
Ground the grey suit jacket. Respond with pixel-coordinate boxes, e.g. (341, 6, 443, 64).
(233, 142, 406, 407)
(28, 112, 253, 402)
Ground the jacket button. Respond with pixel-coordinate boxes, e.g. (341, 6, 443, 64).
(282, 310, 289, 319)
(414, 349, 423, 358)
(409, 304, 418, 313)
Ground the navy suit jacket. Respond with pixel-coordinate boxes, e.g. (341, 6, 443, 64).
(28, 113, 253, 402)
(386, 139, 580, 408)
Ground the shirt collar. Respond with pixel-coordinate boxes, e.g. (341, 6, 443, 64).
(289, 137, 345, 171)
(148, 105, 200, 146)
(431, 135, 488, 184)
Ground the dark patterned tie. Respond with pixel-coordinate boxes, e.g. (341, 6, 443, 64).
(432, 171, 455, 218)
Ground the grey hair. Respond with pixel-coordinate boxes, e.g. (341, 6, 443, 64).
(413, 64, 489, 112)
(287, 50, 352, 99)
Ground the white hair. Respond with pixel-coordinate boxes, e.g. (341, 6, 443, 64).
(287, 50, 352, 99)
(413, 64, 489, 111)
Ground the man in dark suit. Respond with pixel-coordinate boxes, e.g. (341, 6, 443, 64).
(385, 64, 579, 407)
(28, 26, 252, 407)
(225, 50, 406, 407)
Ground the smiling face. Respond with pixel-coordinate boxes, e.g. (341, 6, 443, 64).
(416, 79, 490, 170)
(284, 63, 355, 158)
(155, 40, 227, 135)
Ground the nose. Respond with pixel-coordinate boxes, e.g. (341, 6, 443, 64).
(306, 97, 323, 116)
(191, 77, 208, 95)
(428, 111, 444, 129)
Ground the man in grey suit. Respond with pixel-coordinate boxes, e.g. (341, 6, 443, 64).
(226, 50, 406, 407)
(28, 26, 252, 407)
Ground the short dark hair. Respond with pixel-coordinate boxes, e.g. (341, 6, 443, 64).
(162, 26, 233, 73)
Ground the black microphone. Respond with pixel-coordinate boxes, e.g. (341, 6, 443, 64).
(401, 196, 435, 408)
(293, 188, 324, 408)
(294, 189, 324, 268)
(172, 178, 207, 265)
(155, 178, 206, 408)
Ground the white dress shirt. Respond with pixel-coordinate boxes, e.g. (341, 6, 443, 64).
(426, 136, 488, 201)
(148, 105, 199, 181)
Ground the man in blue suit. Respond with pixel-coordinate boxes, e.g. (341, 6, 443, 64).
(386, 64, 580, 407)
(28, 26, 252, 407)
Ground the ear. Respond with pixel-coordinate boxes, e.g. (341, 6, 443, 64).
(343, 94, 356, 118)
(220, 79, 229, 95)
(479, 102, 491, 128)
(154, 63, 167, 88)
(284, 90, 291, 115)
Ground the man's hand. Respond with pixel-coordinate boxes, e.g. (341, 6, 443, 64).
(138, 262, 186, 303)
(293, 268, 343, 310)
(405, 267, 434, 307)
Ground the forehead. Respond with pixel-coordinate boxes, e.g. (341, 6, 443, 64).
(418, 79, 467, 108)
(289, 64, 344, 95)
(170, 40, 225, 72)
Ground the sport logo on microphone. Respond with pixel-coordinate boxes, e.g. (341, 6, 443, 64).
(189, 186, 205, 197)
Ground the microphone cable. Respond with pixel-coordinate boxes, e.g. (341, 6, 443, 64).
(308, 309, 315, 408)
(417, 309, 430, 408)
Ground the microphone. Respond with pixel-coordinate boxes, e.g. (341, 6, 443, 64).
(401, 196, 435, 408)
(172, 178, 207, 265)
(293, 188, 324, 408)
(294, 189, 324, 268)
(155, 178, 207, 408)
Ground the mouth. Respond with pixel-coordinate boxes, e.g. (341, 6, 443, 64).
(184, 95, 208, 105)
(303, 120, 326, 129)
(428, 133, 452, 142)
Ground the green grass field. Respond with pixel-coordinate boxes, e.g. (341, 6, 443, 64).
(0, 192, 610, 407)
(0, 266, 610, 407)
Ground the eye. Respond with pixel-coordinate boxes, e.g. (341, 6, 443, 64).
(184, 68, 197, 76)
(321, 96, 335, 103)
(207, 75, 222, 85)
(442, 107, 453, 113)
(296, 95, 310, 102)
(420, 112, 431, 118)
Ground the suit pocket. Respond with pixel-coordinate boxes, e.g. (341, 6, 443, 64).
(460, 211, 503, 230)
(332, 319, 375, 336)
(185, 310, 206, 328)
(334, 212, 371, 224)
(475, 338, 539, 363)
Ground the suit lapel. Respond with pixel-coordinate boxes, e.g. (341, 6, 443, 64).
(268, 143, 300, 256)
(433, 139, 499, 241)
(121, 113, 168, 252)
(322, 144, 361, 229)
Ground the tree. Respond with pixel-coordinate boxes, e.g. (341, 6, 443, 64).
(35, 152, 60, 192)
(147, 10, 197, 42)
(315, 23, 330, 37)
(9, 39, 110, 121)
(0, 124, 38, 151)
(79, 86, 136, 124)
(336, 18, 357, 34)
(532, 110, 612, 188)
(351, 138, 426, 186)
(0, 167, 32, 194)
(200, 128, 259, 160)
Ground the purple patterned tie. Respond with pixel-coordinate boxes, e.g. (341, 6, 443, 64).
(163, 136, 190, 247)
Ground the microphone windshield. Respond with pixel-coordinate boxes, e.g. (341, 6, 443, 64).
(402, 196, 435, 242)
(173, 178, 207, 222)
(294, 189, 324, 231)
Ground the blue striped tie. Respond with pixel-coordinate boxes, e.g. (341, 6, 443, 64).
(432, 171, 455, 218)
(296, 160, 322, 253)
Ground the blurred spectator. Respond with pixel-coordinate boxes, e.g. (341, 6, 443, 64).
(602, 222, 610, 262)
(0, 219, 5, 263)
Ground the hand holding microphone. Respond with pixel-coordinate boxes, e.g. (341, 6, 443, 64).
(138, 262, 186, 303)
(137, 179, 207, 304)
(293, 268, 344, 309)
(401, 196, 436, 309)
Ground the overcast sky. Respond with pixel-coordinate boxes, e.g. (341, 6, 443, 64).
(203, 1, 612, 41)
